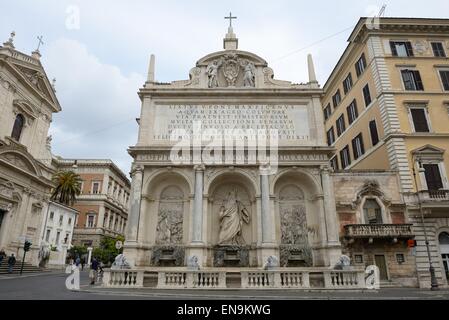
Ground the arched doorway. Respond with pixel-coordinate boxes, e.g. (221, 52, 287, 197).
(439, 232, 449, 282)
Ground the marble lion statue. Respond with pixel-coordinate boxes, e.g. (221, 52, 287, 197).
(111, 254, 130, 270)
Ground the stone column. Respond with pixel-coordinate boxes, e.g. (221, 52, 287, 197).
(320, 167, 339, 245)
(87, 247, 93, 265)
(191, 165, 204, 243)
(125, 165, 144, 242)
(97, 205, 105, 230)
(260, 165, 274, 244)
(320, 166, 341, 266)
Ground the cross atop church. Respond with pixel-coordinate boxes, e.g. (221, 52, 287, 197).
(225, 12, 237, 28)
(36, 36, 44, 51)
(223, 12, 238, 50)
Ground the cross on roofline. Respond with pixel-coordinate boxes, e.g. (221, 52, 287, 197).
(36, 36, 44, 51)
(225, 12, 237, 28)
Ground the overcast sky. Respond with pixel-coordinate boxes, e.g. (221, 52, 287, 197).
(2, 0, 449, 176)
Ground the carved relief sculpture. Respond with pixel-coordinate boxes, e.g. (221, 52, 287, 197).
(155, 186, 184, 245)
(242, 62, 255, 87)
(218, 188, 250, 245)
(222, 53, 240, 86)
(206, 59, 223, 88)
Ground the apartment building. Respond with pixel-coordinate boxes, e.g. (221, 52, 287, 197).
(54, 158, 131, 247)
(322, 17, 449, 288)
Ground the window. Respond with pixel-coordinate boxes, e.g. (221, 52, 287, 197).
(64, 233, 69, 244)
(332, 90, 342, 108)
(439, 232, 449, 281)
(55, 231, 60, 244)
(323, 104, 332, 120)
(87, 215, 95, 228)
(68, 218, 72, 225)
(354, 255, 364, 264)
(49, 211, 54, 220)
(326, 127, 335, 146)
(330, 156, 339, 171)
(343, 73, 353, 94)
(336, 115, 346, 137)
(363, 199, 382, 224)
(59, 215, 63, 226)
(346, 100, 358, 125)
(45, 229, 51, 242)
(432, 42, 446, 57)
(423, 164, 444, 190)
(369, 120, 380, 146)
(11, 114, 25, 141)
(439, 70, 449, 91)
(390, 41, 414, 57)
(363, 84, 372, 107)
(92, 182, 100, 194)
(355, 54, 367, 77)
(410, 107, 430, 132)
(396, 253, 405, 264)
(352, 133, 365, 160)
(401, 69, 424, 91)
(340, 145, 351, 169)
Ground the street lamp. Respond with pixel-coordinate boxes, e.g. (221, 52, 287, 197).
(412, 163, 439, 290)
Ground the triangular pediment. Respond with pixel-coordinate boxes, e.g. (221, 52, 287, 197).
(411, 144, 445, 155)
(3, 55, 61, 112)
(14, 64, 56, 104)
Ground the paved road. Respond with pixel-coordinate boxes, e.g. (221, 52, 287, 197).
(1, 271, 449, 300)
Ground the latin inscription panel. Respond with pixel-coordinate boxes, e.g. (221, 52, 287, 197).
(152, 104, 310, 143)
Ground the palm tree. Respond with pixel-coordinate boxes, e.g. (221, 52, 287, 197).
(51, 170, 82, 206)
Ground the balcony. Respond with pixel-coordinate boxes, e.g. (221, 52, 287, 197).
(419, 190, 449, 202)
(344, 224, 414, 240)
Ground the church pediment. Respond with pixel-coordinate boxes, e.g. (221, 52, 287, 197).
(1, 53, 61, 112)
(14, 64, 57, 105)
(0, 149, 42, 176)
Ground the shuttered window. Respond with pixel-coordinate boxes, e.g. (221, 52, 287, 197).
(402, 69, 424, 91)
(410, 108, 430, 132)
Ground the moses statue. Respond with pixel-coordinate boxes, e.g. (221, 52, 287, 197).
(218, 189, 250, 245)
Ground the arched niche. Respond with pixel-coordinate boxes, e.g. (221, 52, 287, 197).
(141, 170, 191, 247)
(155, 185, 185, 245)
(207, 172, 257, 247)
(273, 170, 322, 267)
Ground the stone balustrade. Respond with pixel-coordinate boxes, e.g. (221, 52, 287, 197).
(420, 190, 449, 201)
(102, 269, 144, 288)
(345, 224, 414, 239)
(103, 268, 366, 290)
(241, 270, 311, 289)
(157, 271, 227, 289)
(323, 270, 365, 289)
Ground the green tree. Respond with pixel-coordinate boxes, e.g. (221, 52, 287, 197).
(51, 170, 82, 206)
(68, 245, 88, 260)
(93, 236, 125, 265)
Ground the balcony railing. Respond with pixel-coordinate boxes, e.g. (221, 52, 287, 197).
(419, 190, 449, 201)
(345, 224, 414, 239)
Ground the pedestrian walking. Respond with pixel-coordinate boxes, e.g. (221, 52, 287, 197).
(0, 249, 6, 266)
(75, 256, 80, 267)
(89, 257, 99, 285)
(81, 257, 85, 270)
(7, 253, 16, 273)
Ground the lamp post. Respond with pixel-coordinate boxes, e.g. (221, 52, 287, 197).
(412, 164, 439, 290)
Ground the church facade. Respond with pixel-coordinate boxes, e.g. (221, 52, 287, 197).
(123, 25, 343, 275)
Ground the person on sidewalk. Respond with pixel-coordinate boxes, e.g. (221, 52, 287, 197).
(89, 257, 99, 285)
(0, 249, 6, 266)
(7, 253, 16, 273)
